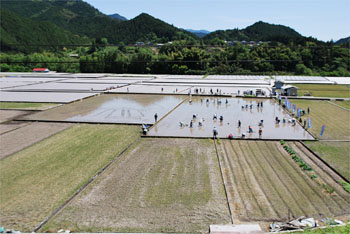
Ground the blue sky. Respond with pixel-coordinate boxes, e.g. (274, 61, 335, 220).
(85, 0, 349, 41)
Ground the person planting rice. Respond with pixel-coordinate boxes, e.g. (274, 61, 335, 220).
(248, 125, 253, 133)
(213, 126, 218, 138)
(198, 120, 203, 127)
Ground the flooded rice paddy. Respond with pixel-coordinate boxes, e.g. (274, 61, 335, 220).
(22, 94, 185, 124)
(148, 96, 314, 140)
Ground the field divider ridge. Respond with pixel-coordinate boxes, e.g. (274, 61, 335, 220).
(213, 138, 234, 224)
(146, 96, 190, 133)
(32, 137, 141, 233)
(0, 121, 32, 136)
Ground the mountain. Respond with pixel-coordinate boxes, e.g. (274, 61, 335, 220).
(0, 8, 90, 52)
(107, 13, 198, 44)
(204, 21, 302, 42)
(1, 0, 198, 45)
(1, 0, 123, 40)
(108, 13, 127, 21)
(185, 29, 211, 38)
(335, 36, 350, 45)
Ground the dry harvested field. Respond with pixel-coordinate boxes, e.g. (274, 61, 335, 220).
(0, 124, 140, 232)
(43, 138, 231, 233)
(0, 122, 72, 159)
(218, 140, 350, 223)
(289, 100, 350, 140)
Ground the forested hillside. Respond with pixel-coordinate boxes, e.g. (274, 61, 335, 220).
(0, 9, 90, 53)
(1, 0, 124, 41)
(0, 0, 348, 76)
(203, 21, 320, 45)
(1, 0, 197, 44)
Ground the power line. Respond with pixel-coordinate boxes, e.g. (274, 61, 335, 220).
(2, 44, 348, 49)
(0, 59, 339, 64)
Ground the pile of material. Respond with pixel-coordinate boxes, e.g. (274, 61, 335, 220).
(0, 227, 21, 234)
(270, 216, 318, 232)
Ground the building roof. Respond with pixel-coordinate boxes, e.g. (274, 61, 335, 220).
(281, 85, 298, 89)
(32, 68, 49, 72)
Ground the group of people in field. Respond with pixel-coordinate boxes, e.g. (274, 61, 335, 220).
(145, 95, 310, 138)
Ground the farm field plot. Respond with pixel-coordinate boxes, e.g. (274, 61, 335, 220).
(109, 84, 191, 94)
(146, 78, 269, 85)
(0, 122, 72, 159)
(43, 138, 231, 233)
(304, 141, 350, 181)
(218, 140, 350, 223)
(0, 102, 59, 110)
(0, 109, 30, 123)
(292, 84, 350, 98)
(3, 82, 124, 92)
(56, 78, 144, 84)
(288, 100, 350, 140)
(0, 77, 68, 83)
(0, 124, 140, 232)
(185, 86, 270, 96)
(22, 94, 185, 124)
(0, 91, 98, 103)
(0, 81, 38, 89)
(333, 100, 350, 110)
(148, 97, 313, 140)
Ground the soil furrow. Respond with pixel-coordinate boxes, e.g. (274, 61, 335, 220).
(236, 141, 281, 220)
(290, 142, 350, 213)
(220, 142, 249, 220)
(265, 141, 324, 216)
(247, 140, 304, 219)
(274, 142, 337, 216)
(227, 141, 264, 219)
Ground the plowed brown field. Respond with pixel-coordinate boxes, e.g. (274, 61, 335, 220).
(218, 140, 350, 222)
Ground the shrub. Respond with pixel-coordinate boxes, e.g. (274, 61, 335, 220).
(339, 181, 350, 193)
(322, 184, 335, 194)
